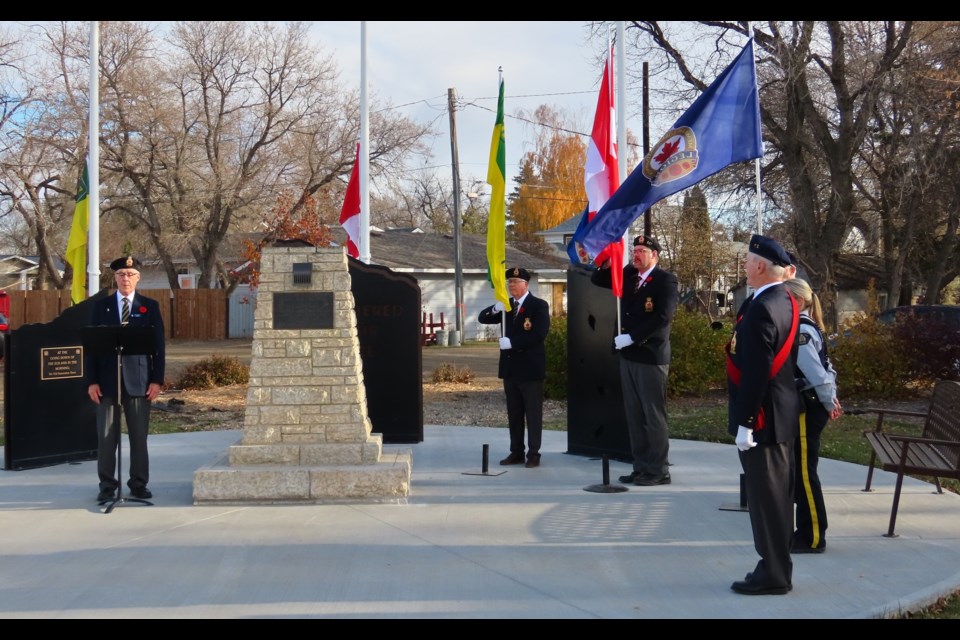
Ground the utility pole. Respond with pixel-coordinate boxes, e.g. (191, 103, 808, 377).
(447, 88, 464, 344)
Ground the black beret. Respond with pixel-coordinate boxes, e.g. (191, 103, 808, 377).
(505, 267, 531, 282)
(748, 235, 791, 267)
(786, 251, 798, 266)
(109, 255, 143, 271)
(633, 235, 662, 253)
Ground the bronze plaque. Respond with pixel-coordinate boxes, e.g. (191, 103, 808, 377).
(273, 292, 334, 329)
(40, 346, 84, 381)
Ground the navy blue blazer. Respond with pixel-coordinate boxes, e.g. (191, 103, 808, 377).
(85, 292, 166, 397)
(591, 264, 679, 365)
(477, 293, 550, 381)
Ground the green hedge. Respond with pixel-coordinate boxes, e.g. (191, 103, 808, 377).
(829, 313, 913, 399)
(545, 306, 932, 401)
(667, 307, 729, 396)
(544, 314, 567, 400)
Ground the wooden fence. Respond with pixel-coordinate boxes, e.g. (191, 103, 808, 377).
(4, 289, 228, 340)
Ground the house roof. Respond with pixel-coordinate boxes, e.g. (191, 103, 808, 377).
(537, 214, 583, 237)
(0, 255, 65, 272)
(130, 228, 570, 276)
(832, 254, 889, 290)
(729, 253, 890, 293)
(330, 228, 569, 273)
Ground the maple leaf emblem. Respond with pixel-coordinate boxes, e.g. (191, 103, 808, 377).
(654, 138, 680, 165)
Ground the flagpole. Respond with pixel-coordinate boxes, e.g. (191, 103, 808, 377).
(359, 21, 370, 263)
(613, 23, 625, 335)
(88, 21, 100, 298)
(749, 24, 762, 234)
(616, 21, 626, 187)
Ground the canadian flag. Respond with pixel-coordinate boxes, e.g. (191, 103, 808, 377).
(583, 46, 624, 296)
(339, 142, 361, 259)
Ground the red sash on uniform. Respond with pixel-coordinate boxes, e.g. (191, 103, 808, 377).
(725, 291, 799, 430)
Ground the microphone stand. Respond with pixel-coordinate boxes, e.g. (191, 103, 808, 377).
(100, 338, 152, 513)
(83, 323, 155, 514)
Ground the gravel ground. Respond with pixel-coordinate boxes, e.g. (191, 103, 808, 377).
(154, 340, 566, 430)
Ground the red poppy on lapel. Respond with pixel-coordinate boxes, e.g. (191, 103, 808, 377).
(518, 307, 524, 314)
(139, 306, 147, 313)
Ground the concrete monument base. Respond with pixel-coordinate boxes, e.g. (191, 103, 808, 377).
(193, 243, 412, 504)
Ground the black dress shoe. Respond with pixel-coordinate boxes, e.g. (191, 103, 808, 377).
(499, 453, 525, 466)
(130, 487, 153, 499)
(618, 471, 639, 483)
(97, 489, 116, 502)
(791, 542, 825, 554)
(524, 455, 541, 468)
(634, 472, 671, 486)
(731, 579, 792, 595)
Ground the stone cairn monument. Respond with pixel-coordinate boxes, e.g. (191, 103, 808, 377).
(193, 243, 412, 503)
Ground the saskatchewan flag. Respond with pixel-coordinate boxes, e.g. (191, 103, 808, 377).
(65, 164, 89, 305)
(485, 78, 510, 311)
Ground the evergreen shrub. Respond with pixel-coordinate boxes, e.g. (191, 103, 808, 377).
(544, 314, 567, 399)
(667, 307, 729, 396)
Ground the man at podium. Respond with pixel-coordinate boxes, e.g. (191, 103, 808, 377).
(85, 255, 166, 502)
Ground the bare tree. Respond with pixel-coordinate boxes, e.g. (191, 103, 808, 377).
(856, 21, 960, 306)
(0, 22, 88, 289)
(94, 21, 432, 291)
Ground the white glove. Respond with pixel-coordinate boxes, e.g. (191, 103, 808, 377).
(499, 337, 512, 350)
(492, 301, 506, 313)
(614, 334, 634, 350)
(736, 426, 757, 452)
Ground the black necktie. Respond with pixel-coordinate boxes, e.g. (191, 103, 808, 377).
(121, 297, 130, 325)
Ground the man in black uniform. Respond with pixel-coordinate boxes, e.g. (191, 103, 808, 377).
(86, 255, 166, 503)
(726, 235, 800, 595)
(478, 267, 551, 468)
(591, 235, 678, 486)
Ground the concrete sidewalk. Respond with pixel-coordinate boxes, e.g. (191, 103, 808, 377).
(1, 426, 959, 619)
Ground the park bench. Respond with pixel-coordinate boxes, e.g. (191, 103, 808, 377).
(856, 379, 960, 537)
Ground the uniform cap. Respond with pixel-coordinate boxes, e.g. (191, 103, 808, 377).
(633, 235, 662, 253)
(505, 267, 531, 282)
(109, 255, 142, 271)
(748, 235, 791, 267)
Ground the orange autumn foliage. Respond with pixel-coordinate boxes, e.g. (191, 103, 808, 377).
(241, 191, 333, 289)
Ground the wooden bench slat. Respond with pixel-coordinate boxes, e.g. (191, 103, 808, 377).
(865, 433, 955, 474)
(861, 380, 960, 536)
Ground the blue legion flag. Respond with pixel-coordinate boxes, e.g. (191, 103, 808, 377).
(573, 38, 763, 261)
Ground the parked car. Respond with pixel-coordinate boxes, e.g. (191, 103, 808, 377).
(877, 304, 960, 327)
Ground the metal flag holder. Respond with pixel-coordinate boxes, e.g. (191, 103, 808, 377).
(583, 454, 629, 493)
(719, 473, 749, 512)
(462, 443, 507, 476)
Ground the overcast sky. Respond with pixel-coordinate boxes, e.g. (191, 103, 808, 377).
(309, 21, 628, 193)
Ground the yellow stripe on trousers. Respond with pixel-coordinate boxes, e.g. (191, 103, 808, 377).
(798, 411, 821, 548)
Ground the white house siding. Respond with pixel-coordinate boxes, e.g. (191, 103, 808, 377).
(416, 272, 547, 342)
